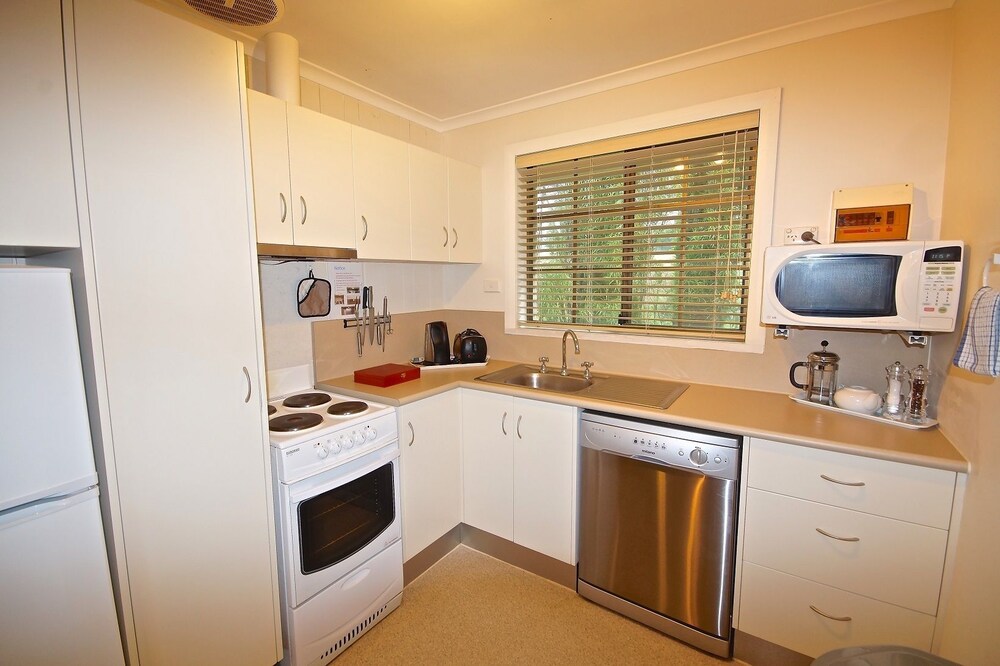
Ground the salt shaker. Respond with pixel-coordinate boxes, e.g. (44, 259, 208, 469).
(905, 364, 931, 423)
(883, 361, 908, 419)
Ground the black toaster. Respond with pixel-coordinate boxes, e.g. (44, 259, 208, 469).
(453, 328, 487, 363)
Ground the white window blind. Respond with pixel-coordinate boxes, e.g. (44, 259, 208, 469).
(515, 111, 759, 341)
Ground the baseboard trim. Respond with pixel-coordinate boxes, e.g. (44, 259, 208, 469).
(734, 630, 812, 666)
(459, 524, 577, 589)
(403, 525, 461, 585)
(404, 523, 576, 589)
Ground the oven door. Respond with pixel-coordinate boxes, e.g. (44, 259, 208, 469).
(278, 443, 401, 608)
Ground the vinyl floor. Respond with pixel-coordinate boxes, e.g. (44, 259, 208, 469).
(335, 545, 739, 665)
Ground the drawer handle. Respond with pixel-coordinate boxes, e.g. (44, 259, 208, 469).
(809, 605, 852, 622)
(820, 474, 865, 487)
(815, 527, 860, 542)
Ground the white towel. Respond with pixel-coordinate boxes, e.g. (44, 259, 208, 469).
(952, 286, 1000, 376)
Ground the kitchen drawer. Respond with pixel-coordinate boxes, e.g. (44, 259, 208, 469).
(748, 438, 955, 528)
(744, 488, 947, 614)
(739, 562, 935, 659)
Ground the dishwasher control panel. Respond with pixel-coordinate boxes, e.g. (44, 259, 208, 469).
(580, 410, 741, 480)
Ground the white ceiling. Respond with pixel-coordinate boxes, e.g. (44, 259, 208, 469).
(161, 0, 952, 130)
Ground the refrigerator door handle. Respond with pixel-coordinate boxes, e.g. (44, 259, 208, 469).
(242, 366, 252, 403)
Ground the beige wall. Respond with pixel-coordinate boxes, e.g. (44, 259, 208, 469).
(433, 11, 955, 397)
(931, 0, 1000, 663)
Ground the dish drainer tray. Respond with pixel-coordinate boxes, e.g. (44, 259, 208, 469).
(789, 392, 937, 430)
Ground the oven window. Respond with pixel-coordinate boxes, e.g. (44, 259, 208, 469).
(776, 254, 901, 317)
(298, 462, 395, 575)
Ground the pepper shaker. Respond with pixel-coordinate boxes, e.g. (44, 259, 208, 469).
(905, 364, 931, 423)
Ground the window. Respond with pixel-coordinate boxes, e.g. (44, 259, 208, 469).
(515, 111, 760, 343)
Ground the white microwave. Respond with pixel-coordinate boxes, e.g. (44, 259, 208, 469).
(761, 240, 964, 332)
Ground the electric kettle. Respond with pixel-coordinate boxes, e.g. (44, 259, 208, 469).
(789, 340, 840, 405)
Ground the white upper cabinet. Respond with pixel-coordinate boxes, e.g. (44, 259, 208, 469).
(409, 146, 450, 262)
(0, 0, 78, 253)
(447, 158, 483, 263)
(353, 126, 411, 260)
(247, 90, 291, 244)
(247, 90, 355, 248)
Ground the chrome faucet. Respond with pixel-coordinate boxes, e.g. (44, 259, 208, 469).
(561, 329, 580, 376)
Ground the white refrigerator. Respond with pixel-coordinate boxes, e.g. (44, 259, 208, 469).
(0, 265, 124, 665)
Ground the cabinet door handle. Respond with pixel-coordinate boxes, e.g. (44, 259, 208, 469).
(501, 411, 507, 435)
(361, 215, 369, 241)
(279, 193, 287, 223)
(820, 474, 865, 487)
(451, 227, 458, 249)
(815, 527, 860, 542)
(406, 421, 415, 447)
(516, 414, 522, 440)
(300, 196, 307, 225)
(242, 366, 252, 403)
(442, 226, 449, 248)
(809, 605, 852, 622)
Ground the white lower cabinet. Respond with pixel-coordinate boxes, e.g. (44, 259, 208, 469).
(462, 389, 577, 563)
(398, 391, 462, 561)
(739, 437, 957, 658)
(740, 563, 936, 658)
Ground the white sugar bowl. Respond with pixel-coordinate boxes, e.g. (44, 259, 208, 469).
(834, 386, 882, 414)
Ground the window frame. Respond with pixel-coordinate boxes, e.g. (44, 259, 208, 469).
(503, 89, 781, 354)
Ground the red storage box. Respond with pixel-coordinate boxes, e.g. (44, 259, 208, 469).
(354, 363, 420, 387)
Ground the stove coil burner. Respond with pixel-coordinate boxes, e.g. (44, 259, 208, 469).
(327, 401, 368, 417)
(269, 412, 323, 433)
(267, 405, 277, 416)
(283, 392, 333, 409)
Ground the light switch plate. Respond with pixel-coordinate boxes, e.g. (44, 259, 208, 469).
(483, 279, 501, 293)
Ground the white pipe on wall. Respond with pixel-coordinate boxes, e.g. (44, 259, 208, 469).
(262, 32, 300, 105)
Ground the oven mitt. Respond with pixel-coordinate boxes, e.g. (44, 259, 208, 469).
(297, 270, 331, 318)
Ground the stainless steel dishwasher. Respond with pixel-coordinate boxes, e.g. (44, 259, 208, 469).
(577, 410, 741, 658)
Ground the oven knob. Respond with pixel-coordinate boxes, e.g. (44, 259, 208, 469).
(689, 448, 709, 466)
(365, 426, 377, 441)
(315, 443, 329, 459)
(328, 438, 342, 454)
(340, 434, 353, 449)
(352, 431, 365, 447)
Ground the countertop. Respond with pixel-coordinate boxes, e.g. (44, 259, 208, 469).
(317, 359, 968, 474)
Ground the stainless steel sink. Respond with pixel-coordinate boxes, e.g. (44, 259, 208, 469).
(502, 371, 594, 393)
(475, 364, 689, 410)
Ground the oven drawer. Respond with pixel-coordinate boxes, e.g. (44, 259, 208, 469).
(747, 438, 955, 528)
(739, 562, 935, 659)
(743, 488, 947, 614)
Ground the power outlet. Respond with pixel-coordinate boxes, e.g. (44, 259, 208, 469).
(783, 226, 819, 244)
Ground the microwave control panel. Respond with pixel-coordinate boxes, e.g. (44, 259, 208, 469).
(919, 245, 963, 320)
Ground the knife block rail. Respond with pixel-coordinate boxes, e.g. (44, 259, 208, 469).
(342, 314, 392, 329)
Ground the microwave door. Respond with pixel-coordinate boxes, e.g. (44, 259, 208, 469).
(775, 254, 901, 318)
